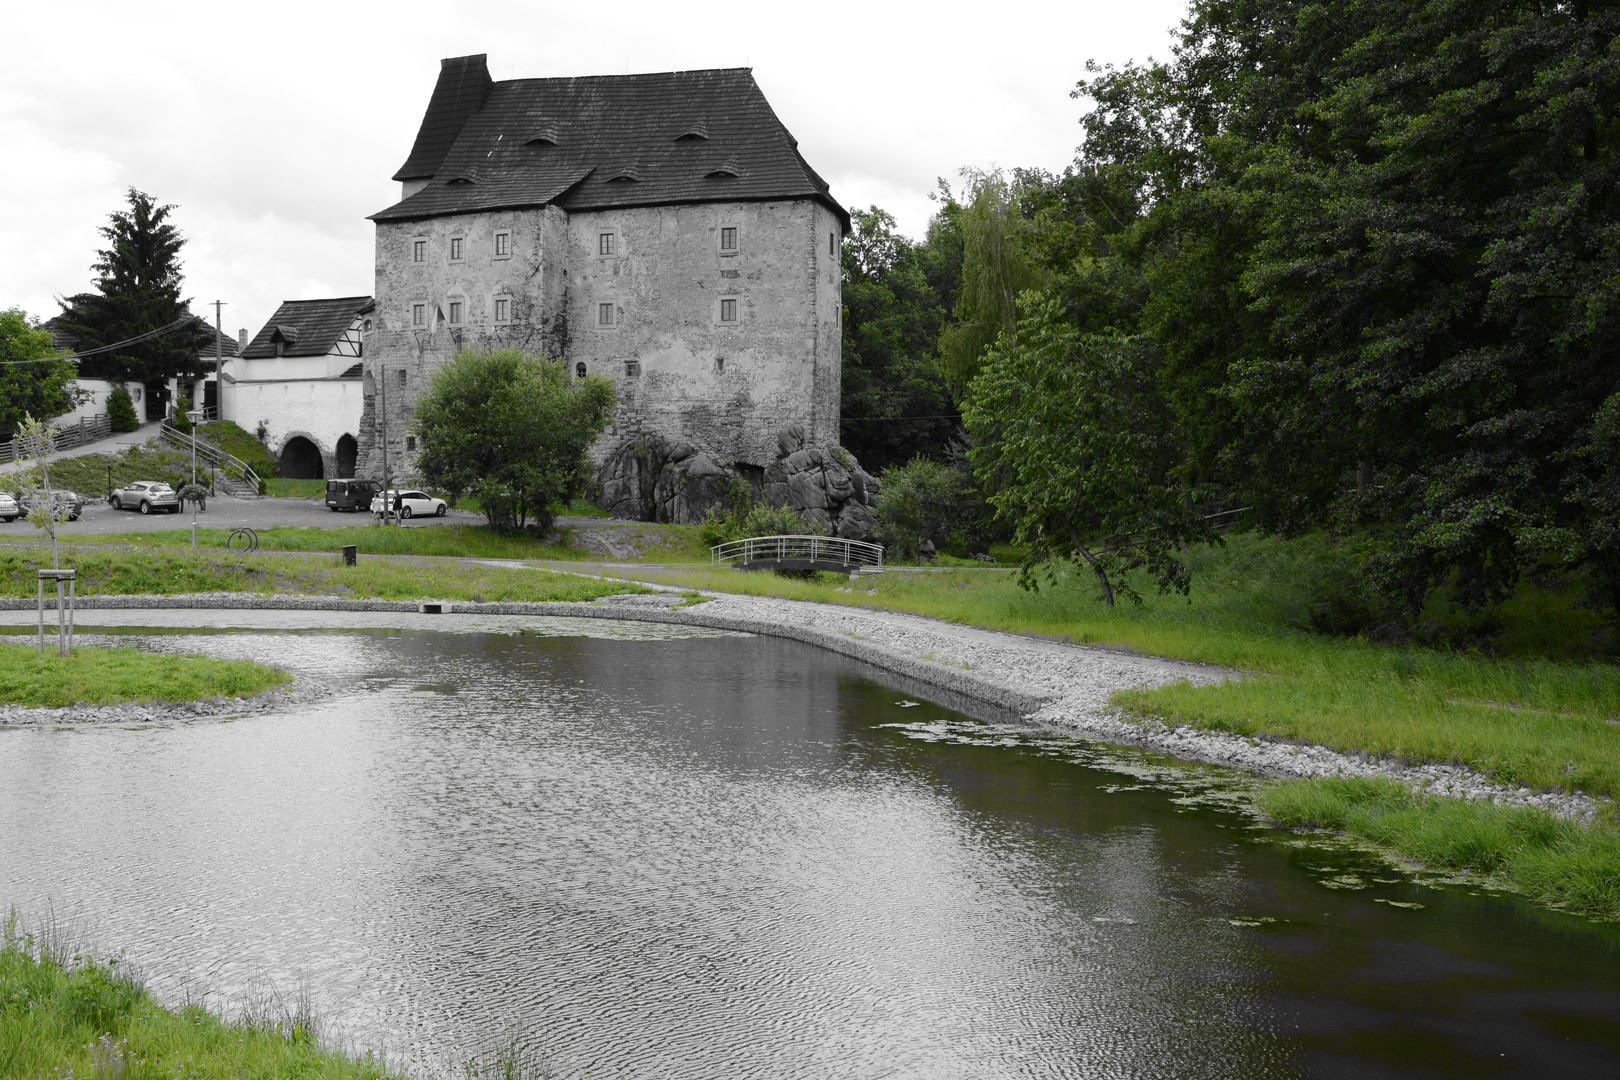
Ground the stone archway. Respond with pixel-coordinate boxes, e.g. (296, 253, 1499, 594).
(335, 434, 357, 478)
(279, 435, 325, 479)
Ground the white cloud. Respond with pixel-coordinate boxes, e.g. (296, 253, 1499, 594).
(1, 0, 1186, 335)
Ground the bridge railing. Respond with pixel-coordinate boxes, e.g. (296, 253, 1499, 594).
(711, 534, 885, 569)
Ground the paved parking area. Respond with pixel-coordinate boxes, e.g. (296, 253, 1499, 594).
(0, 494, 487, 536)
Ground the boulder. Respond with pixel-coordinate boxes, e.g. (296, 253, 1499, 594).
(653, 452, 735, 525)
(835, 500, 876, 539)
(761, 424, 881, 540)
(595, 439, 666, 520)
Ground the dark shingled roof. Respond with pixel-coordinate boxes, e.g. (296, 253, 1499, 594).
(241, 297, 372, 359)
(372, 61, 847, 228)
(393, 54, 495, 183)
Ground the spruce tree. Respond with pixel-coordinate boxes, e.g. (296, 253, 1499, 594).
(56, 188, 209, 383)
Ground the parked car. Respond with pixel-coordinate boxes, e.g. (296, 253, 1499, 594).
(16, 489, 87, 521)
(369, 488, 448, 519)
(325, 478, 382, 512)
(0, 492, 17, 522)
(110, 480, 181, 514)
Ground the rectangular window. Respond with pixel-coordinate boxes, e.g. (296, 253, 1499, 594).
(598, 232, 615, 256)
(624, 360, 641, 377)
(720, 226, 738, 252)
(719, 298, 737, 323)
(449, 236, 464, 261)
(397, 369, 407, 385)
(411, 303, 426, 326)
(598, 302, 615, 326)
(405, 435, 417, 451)
(494, 297, 510, 322)
(412, 239, 426, 263)
(494, 231, 510, 258)
(829, 232, 836, 256)
(448, 301, 463, 324)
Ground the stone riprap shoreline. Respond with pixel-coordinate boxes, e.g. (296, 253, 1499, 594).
(1, 590, 1603, 822)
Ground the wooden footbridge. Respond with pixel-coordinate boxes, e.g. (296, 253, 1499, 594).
(711, 535, 884, 573)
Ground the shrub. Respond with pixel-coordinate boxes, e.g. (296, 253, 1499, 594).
(701, 486, 826, 549)
(872, 445, 995, 561)
(106, 385, 138, 433)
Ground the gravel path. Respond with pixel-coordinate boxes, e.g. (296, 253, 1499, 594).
(1, 589, 1603, 821)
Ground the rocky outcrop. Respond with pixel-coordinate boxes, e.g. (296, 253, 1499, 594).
(763, 424, 880, 539)
(592, 425, 879, 538)
(652, 443, 735, 525)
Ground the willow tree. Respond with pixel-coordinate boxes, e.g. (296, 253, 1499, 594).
(936, 169, 1049, 401)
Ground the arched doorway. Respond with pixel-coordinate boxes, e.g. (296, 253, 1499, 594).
(279, 436, 325, 479)
(336, 434, 357, 478)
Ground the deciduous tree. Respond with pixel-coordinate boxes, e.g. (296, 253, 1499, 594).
(413, 349, 615, 534)
(0, 309, 79, 437)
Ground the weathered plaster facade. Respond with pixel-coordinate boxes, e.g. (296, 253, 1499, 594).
(357, 57, 847, 485)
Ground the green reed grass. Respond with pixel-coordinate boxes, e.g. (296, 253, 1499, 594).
(0, 912, 405, 1080)
(1259, 778, 1620, 915)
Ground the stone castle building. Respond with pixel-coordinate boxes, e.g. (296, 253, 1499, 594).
(357, 54, 849, 495)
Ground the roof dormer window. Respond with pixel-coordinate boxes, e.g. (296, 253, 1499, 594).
(446, 174, 477, 185)
(675, 122, 709, 142)
(607, 166, 642, 183)
(705, 162, 742, 179)
(525, 124, 561, 146)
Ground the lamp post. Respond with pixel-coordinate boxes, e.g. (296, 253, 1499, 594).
(187, 409, 204, 549)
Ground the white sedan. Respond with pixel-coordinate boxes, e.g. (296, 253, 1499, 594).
(369, 489, 448, 519)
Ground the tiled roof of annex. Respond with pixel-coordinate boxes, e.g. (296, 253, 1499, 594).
(372, 57, 848, 229)
(241, 297, 373, 360)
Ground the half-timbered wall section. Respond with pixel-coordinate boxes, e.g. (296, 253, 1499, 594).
(360, 54, 847, 481)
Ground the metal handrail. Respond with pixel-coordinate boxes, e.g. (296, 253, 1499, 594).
(159, 419, 262, 494)
(711, 534, 885, 568)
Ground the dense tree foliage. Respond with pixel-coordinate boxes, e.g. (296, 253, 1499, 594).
(839, 207, 958, 470)
(0, 309, 79, 437)
(951, 0, 1620, 626)
(55, 188, 211, 384)
(413, 349, 615, 534)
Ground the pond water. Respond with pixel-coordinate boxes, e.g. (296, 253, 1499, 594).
(2, 614, 1618, 1078)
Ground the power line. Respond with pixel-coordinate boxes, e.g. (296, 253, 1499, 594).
(0, 314, 202, 366)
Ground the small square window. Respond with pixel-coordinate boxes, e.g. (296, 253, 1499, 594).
(494, 297, 511, 322)
(412, 239, 426, 263)
(598, 302, 615, 327)
(405, 435, 417, 452)
(448, 301, 463, 324)
(719, 298, 737, 323)
(720, 226, 738, 252)
(624, 360, 640, 377)
(411, 303, 426, 326)
(494, 231, 510, 258)
(598, 232, 615, 256)
(449, 237, 464, 261)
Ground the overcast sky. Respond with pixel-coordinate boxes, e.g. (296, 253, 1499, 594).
(1, 0, 1187, 343)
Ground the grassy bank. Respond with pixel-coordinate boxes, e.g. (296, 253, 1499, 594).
(54, 520, 709, 563)
(0, 546, 650, 605)
(0, 915, 405, 1080)
(0, 642, 288, 708)
(1260, 777, 1620, 916)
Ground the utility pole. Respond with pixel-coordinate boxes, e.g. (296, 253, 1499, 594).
(213, 300, 226, 422)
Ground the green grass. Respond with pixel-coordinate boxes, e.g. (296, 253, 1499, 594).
(0, 642, 288, 707)
(9, 444, 198, 500)
(1260, 777, 1620, 916)
(56, 520, 710, 564)
(0, 913, 405, 1080)
(0, 545, 651, 605)
(263, 478, 326, 498)
(197, 420, 279, 480)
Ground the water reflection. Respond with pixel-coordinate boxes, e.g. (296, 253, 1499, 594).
(1, 619, 1617, 1078)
